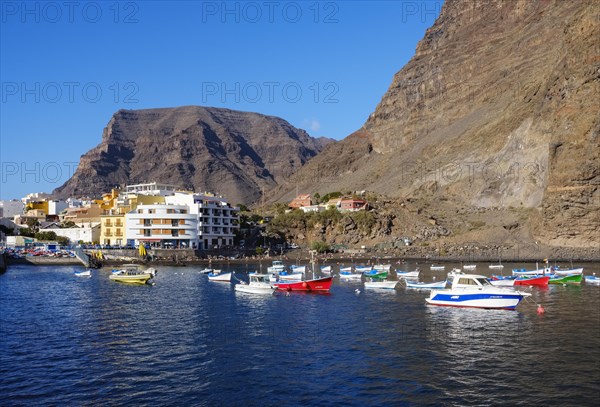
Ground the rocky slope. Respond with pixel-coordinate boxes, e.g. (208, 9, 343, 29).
(270, 0, 599, 249)
(54, 106, 333, 204)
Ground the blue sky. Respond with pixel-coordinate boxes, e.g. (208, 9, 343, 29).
(0, 1, 442, 200)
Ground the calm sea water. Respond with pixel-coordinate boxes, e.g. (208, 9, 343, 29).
(1, 261, 599, 406)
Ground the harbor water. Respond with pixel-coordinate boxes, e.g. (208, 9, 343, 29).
(1, 262, 599, 406)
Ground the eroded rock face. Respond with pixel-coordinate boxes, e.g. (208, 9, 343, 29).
(54, 106, 333, 204)
(270, 0, 599, 248)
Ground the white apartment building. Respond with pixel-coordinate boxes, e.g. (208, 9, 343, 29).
(165, 192, 239, 249)
(125, 182, 181, 196)
(125, 204, 198, 249)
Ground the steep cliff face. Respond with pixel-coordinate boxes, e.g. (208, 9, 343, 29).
(54, 106, 333, 204)
(271, 0, 599, 248)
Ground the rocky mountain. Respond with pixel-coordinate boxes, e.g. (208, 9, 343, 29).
(270, 0, 599, 249)
(54, 106, 333, 204)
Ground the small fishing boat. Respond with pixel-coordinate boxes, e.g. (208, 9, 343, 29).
(396, 270, 420, 278)
(406, 280, 447, 290)
(274, 276, 333, 292)
(489, 264, 504, 269)
(364, 280, 398, 290)
(320, 266, 332, 274)
(74, 270, 91, 277)
(515, 275, 550, 286)
(208, 270, 232, 282)
(277, 271, 303, 281)
(340, 266, 352, 273)
(291, 265, 307, 274)
(267, 261, 285, 274)
(426, 274, 531, 310)
(430, 265, 445, 271)
(549, 274, 583, 285)
(199, 268, 212, 274)
(355, 266, 372, 273)
(585, 274, 600, 285)
(339, 271, 362, 281)
(463, 264, 477, 270)
(512, 268, 547, 276)
(363, 269, 388, 279)
(110, 264, 156, 285)
(373, 264, 391, 272)
(235, 273, 275, 294)
(551, 267, 584, 276)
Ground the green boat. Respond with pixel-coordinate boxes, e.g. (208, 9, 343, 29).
(549, 274, 583, 285)
(364, 270, 388, 279)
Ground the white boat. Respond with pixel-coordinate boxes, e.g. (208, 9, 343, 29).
(208, 270, 232, 282)
(320, 266, 332, 274)
(355, 266, 372, 273)
(426, 274, 531, 310)
(339, 271, 362, 281)
(277, 271, 303, 281)
(406, 280, 447, 290)
(552, 267, 583, 276)
(199, 268, 212, 274)
(364, 280, 398, 290)
(585, 274, 600, 285)
(396, 270, 420, 278)
(267, 261, 285, 274)
(489, 264, 504, 269)
(235, 273, 276, 294)
(110, 264, 156, 285)
(463, 264, 477, 270)
(512, 268, 544, 276)
(340, 266, 353, 273)
(291, 265, 307, 273)
(74, 270, 91, 277)
(430, 265, 446, 271)
(373, 264, 391, 272)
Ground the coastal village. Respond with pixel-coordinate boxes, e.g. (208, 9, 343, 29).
(0, 182, 372, 257)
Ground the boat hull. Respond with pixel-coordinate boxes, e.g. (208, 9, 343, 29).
(406, 281, 447, 289)
(552, 268, 583, 276)
(208, 272, 232, 282)
(235, 284, 275, 294)
(397, 271, 420, 278)
(489, 264, 504, 269)
(426, 291, 526, 310)
(274, 277, 333, 292)
(515, 276, 550, 286)
(364, 281, 398, 290)
(430, 266, 445, 271)
(549, 274, 583, 285)
(278, 272, 303, 281)
(585, 276, 600, 285)
(109, 274, 152, 285)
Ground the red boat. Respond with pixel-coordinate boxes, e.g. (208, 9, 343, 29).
(274, 276, 333, 292)
(514, 275, 550, 286)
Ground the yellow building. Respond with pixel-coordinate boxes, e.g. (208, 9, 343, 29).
(99, 194, 165, 246)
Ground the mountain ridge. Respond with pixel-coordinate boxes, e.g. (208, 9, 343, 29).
(54, 106, 334, 204)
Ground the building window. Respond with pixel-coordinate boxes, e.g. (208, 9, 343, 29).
(171, 219, 178, 227)
(172, 230, 179, 237)
(144, 230, 151, 237)
(144, 219, 151, 226)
